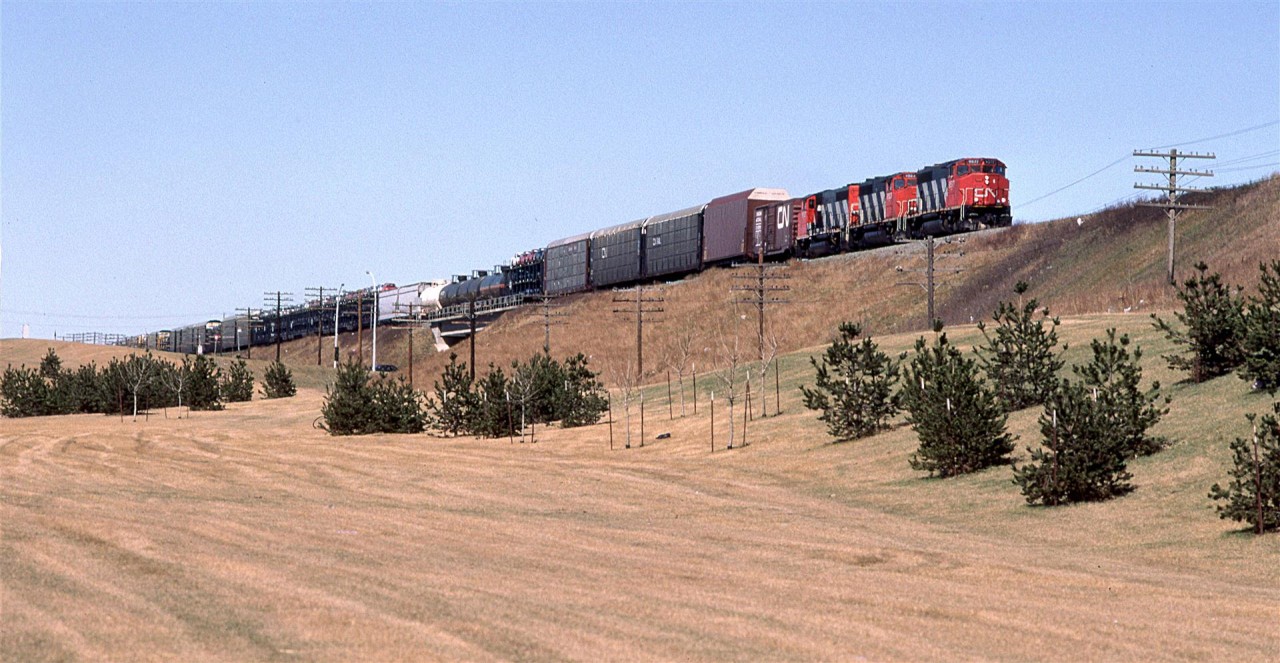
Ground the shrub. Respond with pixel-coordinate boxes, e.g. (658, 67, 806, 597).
(1013, 380, 1134, 505)
(1152, 262, 1245, 382)
(900, 332, 1013, 477)
(1075, 329, 1169, 457)
(321, 361, 427, 435)
(186, 354, 224, 411)
(557, 353, 609, 427)
(1, 365, 57, 417)
(1209, 404, 1280, 534)
(800, 322, 900, 442)
(221, 359, 254, 403)
(426, 353, 478, 436)
(473, 363, 517, 438)
(975, 282, 1065, 411)
(369, 375, 427, 434)
(262, 361, 297, 399)
(1240, 261, 1280, 393)
(321, 362, 375, 435)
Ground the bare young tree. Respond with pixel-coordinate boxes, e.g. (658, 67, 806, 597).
(664, 322, 699, 418)
(607, 359, 640, 449)
(509, 360, 539, 443)
(123, 353, 154, 422)
(713, 321, 745, 449)
(163, 357, 191, 419)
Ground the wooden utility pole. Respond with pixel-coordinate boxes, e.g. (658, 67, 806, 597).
(732, 249, 789, 417)
(263, 291, 294, 363)
(613, 285, 664, 446)
(895, 236, 963, 330)
(538, 295, 567, 355)
(612, 284, 664, 384)
(304, 286, 332, 366)
(467, 296, 478, 381)
(407, 303, 415, 388)
(1134, 149, 1215, 285)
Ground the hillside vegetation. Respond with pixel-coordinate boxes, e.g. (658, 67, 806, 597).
(267, 175, 1280, 387)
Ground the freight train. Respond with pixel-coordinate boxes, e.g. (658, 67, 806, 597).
(135, 157, 1010, 355)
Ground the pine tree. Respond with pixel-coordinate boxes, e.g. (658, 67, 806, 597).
(68, 362, 106, 414)
(900, 331, 1013, 477)
(321, 361, 375, 435)
(262, 361, 297, 399)
(1240, 260, 1280, 393)
(1152, 262, 1245, 382)
(524, 353, 562, 424)
(38, 349, 75, 415)
(0, 365, 55, 417)
(473, 363, 517, 438)
(186, 354, 224, 411)
(427, 353, 478, 436)
(369, 375, 427, 434)
(975, 281, 1064, 411)
(800, 322, 900, 442)
(38, 348, 62, 379)
(1013, 379, 1133, 505)
(558, 353, 609, 427)
(1075, 329, 1169, 457)
(221, 359, 254, 403)
(1209, 404, 1280, 534)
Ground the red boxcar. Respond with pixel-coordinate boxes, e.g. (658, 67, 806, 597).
(703, 188, 790, 264)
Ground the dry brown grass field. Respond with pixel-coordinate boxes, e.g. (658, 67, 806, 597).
(4, 309, 1280, 661)
(4, 176, 1278, 661)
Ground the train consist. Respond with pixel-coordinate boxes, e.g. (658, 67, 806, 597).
(136, 157, 1010, 355)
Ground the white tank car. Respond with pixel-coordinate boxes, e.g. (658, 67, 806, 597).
(417, 279, 449, 313)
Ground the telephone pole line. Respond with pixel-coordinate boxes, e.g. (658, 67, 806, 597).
(1134, 148, 1215, 285)
(304, 286, 334, 366)
(731, 251, 790, 373)
(612, 284, 665, 385)
(895, 235, 964, 330)
(537, 295, 568, 355)
(263, 291, 294, 363)
(466, 296, 479, 381)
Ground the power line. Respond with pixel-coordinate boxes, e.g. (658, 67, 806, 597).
(1216, 162, 1280, 174)
(1018, 155, 1129, 210)
(0, 308, 221, 320)
(1148, 120, 1280, 150)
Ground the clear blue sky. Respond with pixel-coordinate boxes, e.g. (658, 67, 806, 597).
(2, 1, 1277, 339)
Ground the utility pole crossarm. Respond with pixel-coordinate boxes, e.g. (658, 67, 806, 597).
(1133, 166, 1216, 177)
(1133, 150, 1215, 159)
(1136, 202, 1213, 210)
(1133, 184, 1210, 194)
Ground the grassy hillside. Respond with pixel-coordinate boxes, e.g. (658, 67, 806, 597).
(271, 174, 1279, 393)
(4, 313, 1278, 661)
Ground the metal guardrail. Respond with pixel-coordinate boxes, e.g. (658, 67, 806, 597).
(421, 294, 529, 324)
